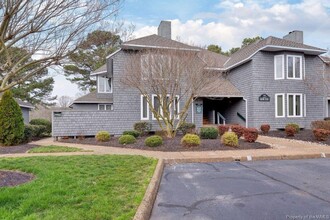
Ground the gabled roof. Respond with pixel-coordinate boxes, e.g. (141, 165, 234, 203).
(198, 77, 242, 97)
(320, 55, 330, 64)
(223, 36, 326, 70)
(121, 34, 200, 51)
(92, 64, 107, 75)
(73, 91, 113, 104)
(198, 49, 229, 69)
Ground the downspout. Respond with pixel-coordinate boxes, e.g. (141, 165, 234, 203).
(243, 98, 248, 128)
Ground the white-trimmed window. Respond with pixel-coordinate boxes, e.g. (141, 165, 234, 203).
(98, 104, 113, 111)
(152, 95, 161, 120)
(275, 94, 285, 117)
(274, 55, 284, 79)
(174, 96, 180, 119)
(98, 76, 112, 93)
(287, 55, 302, 79)
(141, 95, 149, 120)
(287, 94, 303, 117)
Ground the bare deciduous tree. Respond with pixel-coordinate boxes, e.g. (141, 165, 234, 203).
(0, 0, 121, 93)
(121, 49, 217, 138)
(57, 96, 73, 108)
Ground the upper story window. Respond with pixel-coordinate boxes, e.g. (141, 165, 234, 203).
(98, 76, 112, 93)
(274, 55, 284, 79)
(98, 104, 113, 111)
(287, 55, 302, 79)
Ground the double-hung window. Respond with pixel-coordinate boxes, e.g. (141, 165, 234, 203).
(287, 55, 302, 79)
(274, 55, 284, 79)
(275, 94, 285, 117)
(98, 104, 113, 111)
(287, 94, 303, 117)
(152, 95, 161, 120)
(141, 95, 149, 120)
(98, 76, 112, 93)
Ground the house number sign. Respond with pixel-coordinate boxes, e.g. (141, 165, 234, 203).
(259, 94, 270, 102)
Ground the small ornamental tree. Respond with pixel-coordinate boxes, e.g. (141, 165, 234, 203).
(0, 90, 24, 146)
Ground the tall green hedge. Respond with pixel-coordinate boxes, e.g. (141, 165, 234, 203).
(0, 90, 25, 146)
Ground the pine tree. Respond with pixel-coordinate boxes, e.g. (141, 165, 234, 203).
(0, 90, 24, 146)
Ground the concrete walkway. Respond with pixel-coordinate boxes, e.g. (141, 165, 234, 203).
(0, 136, 329, 161)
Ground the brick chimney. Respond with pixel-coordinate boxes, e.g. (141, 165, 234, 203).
(283, 30, 303, 44)
(158, 21, 171, 39)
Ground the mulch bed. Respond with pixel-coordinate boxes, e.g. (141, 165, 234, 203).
(0, 144, 38, 154)
(263, 129, 330, 145)
(0, 170, 35, 187)
(60, 136, 270, 152)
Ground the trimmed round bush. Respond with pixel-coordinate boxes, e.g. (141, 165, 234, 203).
(260, 124, 270, 134)
(231, 125, 245, 138)
(244, 128, 259, 142)
(221, 131, 238, 147)
(30, 118, 52, 134)
(0, 90, 24, 146)
(200, 127, 218, 139)
(119, 135, 136, 145)
(311, 120, 330, 130)
(218, 125, 229, 136)
(95, 131, 110, 142)
(123, 130, 141, 138)
(178, 122, 196, 135)
(285, 126, 295, 137)
(313, 129, 329, 141)
(134, 121, 152, 136)
(181, 134, 201, 147)
(286, 123, 300, 133)
(145, 135, 163, 147)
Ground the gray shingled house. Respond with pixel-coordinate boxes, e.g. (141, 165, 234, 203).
(52, 21, 330, 138)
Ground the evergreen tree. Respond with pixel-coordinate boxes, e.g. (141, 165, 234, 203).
(0, 90, 24, 146)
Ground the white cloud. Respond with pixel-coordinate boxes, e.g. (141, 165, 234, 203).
(132, 0, 330, 50)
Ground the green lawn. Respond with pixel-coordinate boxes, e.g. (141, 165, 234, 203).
(28, 145, 84, 153)
(0, 155, 157, 220)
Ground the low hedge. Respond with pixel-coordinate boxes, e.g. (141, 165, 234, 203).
(244, 128, 258, 142)
(30, 118, 52, 134)
(260, 124, 270, 134)
(123, 130, 141, 138)
(96, 131, 110, 142)
(313, 129, 329, 141)
(119, 135, 136, 145)
(231, 125, 245, 138)
(181, 134, 201, 147)
(178, 122, 196, 135)
(200, 127, 218, 139)
(221, 132, 238, 147)
(145, 135, 163, 147)
(218, 125, 229, 136)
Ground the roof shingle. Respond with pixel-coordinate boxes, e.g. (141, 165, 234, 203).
(73, 91, 113, 104)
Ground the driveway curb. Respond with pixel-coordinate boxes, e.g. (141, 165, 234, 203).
(133, 159, 165, 220)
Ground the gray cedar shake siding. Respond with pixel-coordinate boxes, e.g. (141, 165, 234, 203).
(21, 107, 30, 124)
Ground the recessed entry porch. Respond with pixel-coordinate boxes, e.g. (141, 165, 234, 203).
(201, 97, 246, 126)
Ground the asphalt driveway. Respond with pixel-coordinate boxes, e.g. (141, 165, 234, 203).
(151, 159, 330, 220)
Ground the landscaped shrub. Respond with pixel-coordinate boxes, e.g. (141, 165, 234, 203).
(30, 125, 47, 138)
(313, 129, 330, 141)
(119, 135, 136, 145)
(311, 120, 330, 131)
(178, 122, 196, 135)
(285, 126, 296, 137)
(260, 124, 270, 134)
(22, 124, 34, 143)
(231, 125, 245, 138)
(200, 127, 218, 139)
(244, 128, 259, 142)
(123, 130, 141, 138)
(95, 131, 110, 142)
(133, 122, 152, 136)
(218, 125, 229, 136)
(30, 118, 52, 134)
(181, 134, 201, 147)
(0, 90, 24, 146)
(221, 131, 238, 147)
(145, 135, 163, 147)
(285, 123, 300, 133)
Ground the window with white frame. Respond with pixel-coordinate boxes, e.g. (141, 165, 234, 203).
(174, 96, 180, 119)
(98, 104, 113, 111)
(287, 94, 303, 117)
(152, 95, 161, 119)
(275, 94, 285, 117)
(98, 76, 112, 93)
(141, 95, 149, 120)
(287, 55, 302, 79)
(274, 55, 284, 79)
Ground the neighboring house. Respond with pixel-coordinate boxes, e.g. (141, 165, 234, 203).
(52, 21, 330, 137)
(17, 100, 34, 124)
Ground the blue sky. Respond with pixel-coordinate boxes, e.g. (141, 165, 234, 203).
(53, 0, 330, 98)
